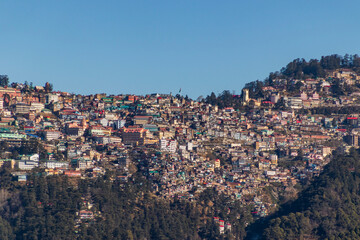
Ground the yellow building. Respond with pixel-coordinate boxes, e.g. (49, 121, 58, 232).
(214, 159, 221, 168)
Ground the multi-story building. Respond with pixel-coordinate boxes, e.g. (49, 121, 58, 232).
(44, 130, 61, 141)
(160, 138, 177, 153)
(30, 102, 45, 112)
(42, 161, 69, 169)
(14, 102, 30, 114)
(121, 127, 148, 145)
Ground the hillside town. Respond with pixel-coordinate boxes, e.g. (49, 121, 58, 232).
(1, 67, 360, 220)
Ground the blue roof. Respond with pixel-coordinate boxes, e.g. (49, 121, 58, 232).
(26, 133, 40, 138)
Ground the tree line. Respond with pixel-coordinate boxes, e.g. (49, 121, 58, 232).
(204, 54, 360, 109)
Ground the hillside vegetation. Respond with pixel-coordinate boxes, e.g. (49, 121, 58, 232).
(262, 148, 360, 240)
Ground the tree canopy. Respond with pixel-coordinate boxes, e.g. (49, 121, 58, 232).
(260, 148, 360, 240)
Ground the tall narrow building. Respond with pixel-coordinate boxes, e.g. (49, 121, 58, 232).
(242, 88, 249, 103)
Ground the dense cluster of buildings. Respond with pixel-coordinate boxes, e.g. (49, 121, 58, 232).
(1, 69, 360, 217)
(244, 69, 360, 109)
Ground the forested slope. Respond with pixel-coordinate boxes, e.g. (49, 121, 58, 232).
(0, 171, 252, 240)
(262, 148, 360, 240)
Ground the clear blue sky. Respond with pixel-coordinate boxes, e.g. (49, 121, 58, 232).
(0, 1, 359, 98)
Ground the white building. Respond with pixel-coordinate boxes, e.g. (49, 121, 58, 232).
(45, 94, 59, 104)
(17, 154, 40, 170)
(21, 154, 39, 161)
(18, 160, 38, 170)
(42, 161, 69, 169)
(30, 102, 45, 113)
(114, 119, 126, 129)
(14, 102, 30, 114)
(99, 118, 109, 127)
(187, 142, 193, 151)
(160, 138, 177, 153)
(44, 130, 61, 141)
(287, 97, 303, 109)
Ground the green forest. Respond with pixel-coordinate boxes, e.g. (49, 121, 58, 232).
(0, 170, 252, 240)
(256, 148, 360, 240)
